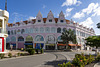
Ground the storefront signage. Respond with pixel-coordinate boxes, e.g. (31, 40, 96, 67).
(0, 39, 2, 51)
(0, 38, 4, 52)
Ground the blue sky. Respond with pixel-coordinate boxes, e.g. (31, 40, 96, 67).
(0, 0, 100, 35)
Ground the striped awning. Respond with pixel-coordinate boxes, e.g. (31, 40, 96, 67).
(57, 44, 66, 46)
(68, 44, 77, 46)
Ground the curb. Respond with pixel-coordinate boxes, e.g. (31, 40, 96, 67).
(0, 53, 46, 62)
(94, 62, 100, 67)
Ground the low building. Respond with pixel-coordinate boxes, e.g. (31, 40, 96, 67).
(6, 11, 95, 50)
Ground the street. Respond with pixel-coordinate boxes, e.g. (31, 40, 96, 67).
(0, 51, 95, 67)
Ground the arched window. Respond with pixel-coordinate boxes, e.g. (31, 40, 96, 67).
(26, 35, 33, 42)
(18, 36, 24, 41)
(14, 30, 16, 35)
(51, 27, 56, 33)
(25, 28, 28, 33)
(30, 28, 33, 33)
(21, 29, 25, 34)
(11, 30, 13, 35)
(63, 28, 66, 32)
(8, 31, 10, 35)
(40, 27, 44, 33)
(57, 36, 62, 42)
(46, 35, 55, 44)
(45, 27, 50, 33)
(11, 36, 16, 42)
(35, 28, 38, 33)
(17, 29, 21, 34)
(6, 37, 10, 43)
(57, 27, 61, 33)
(35, 35, 44, 41)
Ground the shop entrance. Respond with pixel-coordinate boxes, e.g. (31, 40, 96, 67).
(46, 44, 55, 50)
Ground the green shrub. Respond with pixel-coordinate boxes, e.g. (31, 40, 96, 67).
(40, 49, 44, 54)
(36, 49, 39, 54)
(27, 48, 35, 55)
(0, 53, 5, 59)
(20, 53, 25, 56)
(58, 62, 72, 67)
(96, 55, 100, 61)
(17, 53, 20, 56)
(58, 53, 95, 67)
(87, 54, 94, 64)
(8, 53, 12, 58)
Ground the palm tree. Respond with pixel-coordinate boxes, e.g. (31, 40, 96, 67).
(97, 23, 100, 29)
(61, 29, 77, 49)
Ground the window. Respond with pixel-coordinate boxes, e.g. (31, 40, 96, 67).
(51, 27, 56, 33)
(14, 30, 16, 35)
(40, 27, 44, 33)
(38, 20, 41, 22)
(63, 28, 66, 32)
(18, 36, 24, 41)
(60, 20, 64, 23)
(35, 28, 38, 33)
(0, 20, 2, 27)
(21, 29, 25, 34)
(35, 35, 44, 41)
(8, 31, 10, 35)
(45, 27, 50, 33)
(11, 30, 13, 35)
(17, 29, 21, 34)
(11, 36, 16, 42)
(57, 27, 61, 33)
(13, 24, 15, 26)
(49, 19, 52, 22)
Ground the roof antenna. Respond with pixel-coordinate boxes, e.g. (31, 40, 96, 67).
(5, 0, 7, 11)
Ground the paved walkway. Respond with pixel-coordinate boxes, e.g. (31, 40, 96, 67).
(94, 62, 100, 67)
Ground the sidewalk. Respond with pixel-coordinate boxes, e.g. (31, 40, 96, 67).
(94, 62, 100, 67)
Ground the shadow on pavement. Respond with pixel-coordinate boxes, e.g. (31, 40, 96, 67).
(43, 60, 68, 67)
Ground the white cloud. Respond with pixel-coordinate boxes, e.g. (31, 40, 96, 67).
(28, 16, 36, 21)
(92, 6, 100, 16)
(66, 8, 73, 12)
(65, 8, 74, 17)
(82, 3, 99, 15)
(80, 17, 94, 28)
(62, 0, 82, 7)
(73, 12, 85, 19)
(11, 12, 27, 22)
(73, 3, 100, 19)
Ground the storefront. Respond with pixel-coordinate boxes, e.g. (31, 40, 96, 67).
(57, 43, 66, 50)
(24, 35, 33, 49)
(24, 42, 33, 48)
(35, 43, 44, 49)
(46, 44, 55, 50)
(45, 35, 56, 50)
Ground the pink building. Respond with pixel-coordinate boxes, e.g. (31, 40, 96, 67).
(6, 11, 95, 50)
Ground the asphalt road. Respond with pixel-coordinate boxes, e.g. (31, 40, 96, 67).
(0, 51, 95, 67)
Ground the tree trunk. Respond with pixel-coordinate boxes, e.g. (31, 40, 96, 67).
(66, 42, 69, 49)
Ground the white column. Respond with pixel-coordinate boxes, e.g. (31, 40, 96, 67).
(2, 19, 4, 33)
(16, 36, 18, 50)
(4, 38, 6, 51)
(43, 43, 45, 50)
